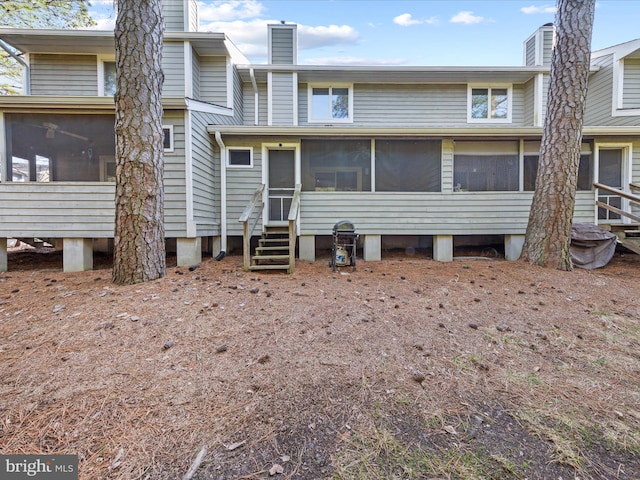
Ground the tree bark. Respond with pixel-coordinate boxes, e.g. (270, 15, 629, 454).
(520, 0, 595, 270)
(112, 0, 166, 285)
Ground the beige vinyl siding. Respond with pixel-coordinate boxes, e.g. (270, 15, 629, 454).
(191, 111, 219, 236)
(223, 138, 264, 236)
(632, 141, 640, 219)
(162, 42, 185, 97)
(271, 28, 295, 64)
(623, 59, 640, 109)
(199, 56, 227, 105)
(0, 183, 114, 237)
(298, 191, 594, 236)
(163, 112, 188, 235)
(270, 73, 295, 126)
(192, 50, 201, 99)
(30, 54, 97, 96)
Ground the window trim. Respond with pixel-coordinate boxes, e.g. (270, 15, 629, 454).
(307, 83, 354, 124)
(163, 125, 174, 153)
(97, 56, 116, 97)
(226, 146, 253, 168)
(467, 84, 513, 123)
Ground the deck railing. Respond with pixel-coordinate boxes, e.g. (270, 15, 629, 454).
(286, 184, 302, 273)
(239, 184, 265, 270)
(594, 182, 640, 223)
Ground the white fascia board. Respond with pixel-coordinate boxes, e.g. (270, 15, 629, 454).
(185, 98, 233, 115)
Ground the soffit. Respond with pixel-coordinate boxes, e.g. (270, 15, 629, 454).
(236, 65, 551, 85)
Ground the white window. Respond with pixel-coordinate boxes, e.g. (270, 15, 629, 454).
(226, 147, 253, 168)
(467, 85, 512, 123)
(163, 126, 174, 153)
(98, 58, 116, 96)
(308, 84, 353, 123)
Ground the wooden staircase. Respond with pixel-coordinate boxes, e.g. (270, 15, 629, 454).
(605, 224, 640, 256)
(249, 226, 295, 272)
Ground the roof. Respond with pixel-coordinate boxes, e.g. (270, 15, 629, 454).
(0, 28, 239, 58)
(592, 38, 640, 60)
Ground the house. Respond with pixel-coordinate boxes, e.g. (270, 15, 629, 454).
(1, 0, 639, 273)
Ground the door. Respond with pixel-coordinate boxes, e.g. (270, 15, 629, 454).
(597, 148, 624, 222)
(267, 149, 296, 223)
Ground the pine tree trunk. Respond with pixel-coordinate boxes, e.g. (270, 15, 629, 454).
(112, 0, 165, 285)
(520, 0, 595, 270)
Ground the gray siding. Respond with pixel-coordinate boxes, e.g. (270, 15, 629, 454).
(163, 111, 188, 235)
(623, 59, 640, 109)
(525, 37, 536, 67)
(163, 0, 186, 32)
(199, 56, 227, 105)
(163, 43, 185, 97)
(0, 184, 114, 237)
(585, 55, 640, 126)
(297, 83, 526, 127)
(523, 78, 534, 125)
(191, 111, 219, 236)
(542, 30, 554, 66)
(298, 191, 594, 236)
(270, 73, 295, 126)
(222, 138, 264, 236)
(243, 81, 268, 126)
(270, 28, 295, 64)
(192, 50, 201, 99)
(30, 54, 97, 96)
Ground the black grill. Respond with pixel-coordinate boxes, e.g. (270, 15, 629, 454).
(331, 220, 358, 272)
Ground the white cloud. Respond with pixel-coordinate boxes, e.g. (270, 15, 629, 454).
(298, 24, 359, 49)
(450, 11, 484, 24)
(393, 13, 439, 27)
(198, 0, 265, 22)
(521, 5, 557, 14)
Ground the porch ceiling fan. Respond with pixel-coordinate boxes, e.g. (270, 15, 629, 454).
(31, 122, 90, 141)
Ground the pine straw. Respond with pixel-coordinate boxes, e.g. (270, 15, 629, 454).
(1, 251, 640, 479)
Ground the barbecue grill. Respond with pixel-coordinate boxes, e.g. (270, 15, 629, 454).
(331, 220, 358, 272)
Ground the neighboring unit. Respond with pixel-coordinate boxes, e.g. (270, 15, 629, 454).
(1, 3, 639, 272)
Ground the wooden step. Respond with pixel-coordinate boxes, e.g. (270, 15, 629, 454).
(259, 238, 289, 245)
(248, 264, 293, 271)
(256, 246, 289, 253)
(252, 254, 289, 260)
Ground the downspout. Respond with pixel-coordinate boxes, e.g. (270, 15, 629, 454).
(214, 131, 227, 260)
(0, 40, 30, 94)
(250, 67, 259, 125)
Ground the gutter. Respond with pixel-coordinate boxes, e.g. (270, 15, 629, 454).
(0, 39, 30, 94)
(250, 67, 259, 126)
(214, 131, 227, 259)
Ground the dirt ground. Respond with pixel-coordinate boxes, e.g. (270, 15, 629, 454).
(1, 245, 639, 480)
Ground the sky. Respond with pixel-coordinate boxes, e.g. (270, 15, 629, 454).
(88, 1, 640, 66)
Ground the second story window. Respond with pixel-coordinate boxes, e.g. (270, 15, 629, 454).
(104, 62, 116, 96)
(309, 85, 353, 123)
(468, 85, 512, 123)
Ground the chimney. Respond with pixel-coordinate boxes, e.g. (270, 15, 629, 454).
(523, 23, 555, 66)
(268, 23, 298, 65)
(163, 0, 199, 33)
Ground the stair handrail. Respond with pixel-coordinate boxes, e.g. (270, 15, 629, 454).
(594, 182, 640, 223)
(239, 184, 265, 270)
(286, 184, 302, 273)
